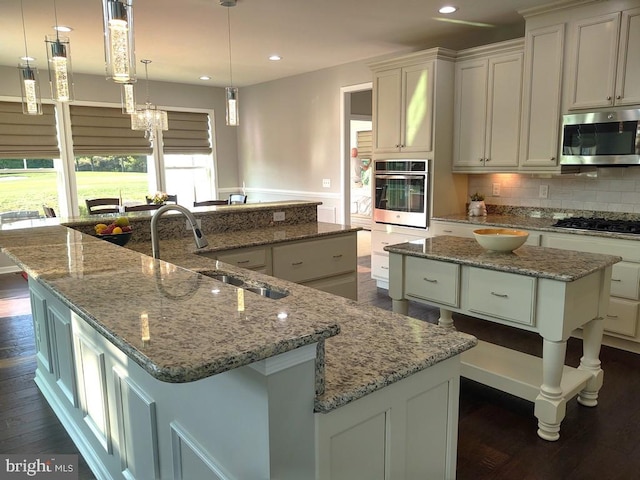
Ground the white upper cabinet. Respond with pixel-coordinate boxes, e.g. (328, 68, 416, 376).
(373, 61, 434, 154)
(568, 7, 640, 109)
(519, 24, 565, 169)
(453, 41, 523, 172)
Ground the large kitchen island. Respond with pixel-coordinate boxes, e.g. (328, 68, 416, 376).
(0, 202, 476, 480)
(385, 235, 621, 441)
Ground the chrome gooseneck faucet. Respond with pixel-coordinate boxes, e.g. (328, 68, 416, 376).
(150, 204, 208, 259)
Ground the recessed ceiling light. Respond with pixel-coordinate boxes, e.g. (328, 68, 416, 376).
(439, 5, 458, 14)
(54, 25, 73, 32)
(199, 75, 211, 81)
(268, 55, 282, 61)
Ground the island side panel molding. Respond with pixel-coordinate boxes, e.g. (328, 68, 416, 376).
(315, 356, 460, 480)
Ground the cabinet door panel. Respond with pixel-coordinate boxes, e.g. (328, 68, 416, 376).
(615, 7, 640, 106)
(569, 13, 620, 109)
(454, 60, 488, 167)
(519, 24, 564, 168)
(485, 54, 522, 167)
(402, 62, 433, 152)
(373, 69, 402, 152)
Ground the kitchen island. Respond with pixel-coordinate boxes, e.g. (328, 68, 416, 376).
(385, 235, 621, 441)
(0, 202, 476, 480)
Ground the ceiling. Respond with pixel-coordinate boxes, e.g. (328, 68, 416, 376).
(1, 0, 555, 88)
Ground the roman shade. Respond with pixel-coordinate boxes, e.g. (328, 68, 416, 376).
(162, 111, 211, 155)
(70, 105, 152, 156)
(0, 101, 59, 159)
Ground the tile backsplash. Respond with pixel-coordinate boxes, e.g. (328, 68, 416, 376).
(468, 167, 640, 214)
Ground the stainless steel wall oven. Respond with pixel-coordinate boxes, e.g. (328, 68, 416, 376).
(373, 160, 429, 229)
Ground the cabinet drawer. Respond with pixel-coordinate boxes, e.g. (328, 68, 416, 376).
(273, 235, 356, 283)
(215, 247, 266, 269)
(604, 297, 639, 337)
(466, 268, 536, 326)
(372, 231, 425, 254)
(610, 262, 640, 300)
(405, 257, 460, 307)
(371, 252, 390, 281)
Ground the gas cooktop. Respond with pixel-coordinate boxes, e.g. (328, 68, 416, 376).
(552, 217, 640, 234)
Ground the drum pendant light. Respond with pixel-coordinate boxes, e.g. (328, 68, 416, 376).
(18, 0, 42, 115)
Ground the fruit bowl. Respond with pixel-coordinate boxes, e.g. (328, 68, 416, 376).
(97, 231, 132, 247)
(473, 228, 528, 252)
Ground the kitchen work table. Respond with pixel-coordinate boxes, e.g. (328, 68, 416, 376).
(0, 213, 476, 480)
(385, 235, 622, 441)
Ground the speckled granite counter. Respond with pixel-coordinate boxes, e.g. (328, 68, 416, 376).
(432, 212, 640, 241)
(0, 223, 476, 413)
(384, 235, 621, 281)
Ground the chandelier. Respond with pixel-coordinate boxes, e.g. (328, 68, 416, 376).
(131, 59, 168, 142)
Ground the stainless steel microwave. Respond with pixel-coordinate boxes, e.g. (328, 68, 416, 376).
(560, 108, 640, 166)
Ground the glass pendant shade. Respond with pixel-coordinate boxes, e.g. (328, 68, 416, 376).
(102, 0, 136, 83)
(18, 64, 43, 115)
(225, 87, 239, 126)
(121, 82, 136, 114)
(45, 35, 73, 102)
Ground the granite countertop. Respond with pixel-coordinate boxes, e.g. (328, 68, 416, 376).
(432, 213, 640, 241)
(0, 223, 477, 413)
(385, 235, 621, 281)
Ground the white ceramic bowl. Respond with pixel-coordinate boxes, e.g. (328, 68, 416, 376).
(473, 228, 529, 252)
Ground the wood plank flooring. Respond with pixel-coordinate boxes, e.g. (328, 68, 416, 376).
(2, 236, 640, 479)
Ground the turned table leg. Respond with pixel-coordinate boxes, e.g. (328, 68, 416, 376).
(535, 338, 567, 441)
(577, 317, 605, 407)
(438, 308, 455, 329)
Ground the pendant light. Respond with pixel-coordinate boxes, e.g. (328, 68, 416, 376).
(222, 0, 239, 126)
(45, 0, 73, 102)
(18, 0, 42, 115)
(101, 0, 136, 83)
(121, 82, 136, 114)
(131, 59, 168, 143)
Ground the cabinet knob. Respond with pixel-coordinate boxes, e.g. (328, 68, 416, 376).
(616, 95, 621, 100)
(485, 158, 491, 162)
(550, 157, 556, 161)
(395, 144, 400, 148)
(606, 96, 612, 100)
(479, 158, 483, 163)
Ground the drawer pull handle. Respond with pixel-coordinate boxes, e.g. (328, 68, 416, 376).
(611, 278, 621, 282)
(237, 260, 250, 264)
(423, 277, 438, 283)
(606, 314, 619, 319)
(443, 230, 453, 233)
(382, 241, 390, 245)
(381, 266, 389, 270)
(332, 254, 343, 259)
(291, 261, 303, 266)
(491, 292, 508, 298)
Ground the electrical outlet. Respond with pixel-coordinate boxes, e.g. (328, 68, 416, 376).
(539, 185, 549, 199)
(492, 183, 501, 196)
(322, 178, 331, 188)
(186, 219, 202, 230)
(273, 211, 285, 222)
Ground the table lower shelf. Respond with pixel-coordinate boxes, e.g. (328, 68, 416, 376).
(461, 340, 592, 402)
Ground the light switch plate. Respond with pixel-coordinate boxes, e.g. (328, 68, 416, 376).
(539, 185, 549, 198)
(273, 211, 285, 221)
(322, 178, 331, 188)
(492, 183, 501, 196)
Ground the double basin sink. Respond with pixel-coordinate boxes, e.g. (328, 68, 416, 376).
(198, 270, 289, 300)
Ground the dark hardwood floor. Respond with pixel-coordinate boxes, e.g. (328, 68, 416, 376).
(2, 239, 640, 479)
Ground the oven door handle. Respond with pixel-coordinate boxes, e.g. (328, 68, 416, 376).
(375, 174, 425, 180)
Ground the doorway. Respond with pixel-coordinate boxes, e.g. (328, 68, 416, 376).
(340, 83, 372, 229)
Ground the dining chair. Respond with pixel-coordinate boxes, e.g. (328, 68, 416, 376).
(85, 198, 121, 215)
(124, 204, 161, 212)
(42, 205, 56, 218)
(228, 194, 247, 204)
(193, 200, 228, 207)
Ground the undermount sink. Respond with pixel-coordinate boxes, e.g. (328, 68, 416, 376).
(197, 270, 289, 299)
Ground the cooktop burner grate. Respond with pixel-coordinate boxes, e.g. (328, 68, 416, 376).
(552, 217, 640, 234)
